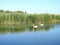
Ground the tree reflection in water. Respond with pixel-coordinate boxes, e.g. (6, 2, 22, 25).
(0, 24, 55, 34)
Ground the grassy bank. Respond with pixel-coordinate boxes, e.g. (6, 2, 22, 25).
(0, 10, 60, 26)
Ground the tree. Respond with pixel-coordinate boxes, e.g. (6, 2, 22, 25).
(0, 10, 4, 12)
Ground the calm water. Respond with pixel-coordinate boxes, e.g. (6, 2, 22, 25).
(0, 24, 60, 45)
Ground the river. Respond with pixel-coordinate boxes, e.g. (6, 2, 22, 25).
(0, 24, 60, 45)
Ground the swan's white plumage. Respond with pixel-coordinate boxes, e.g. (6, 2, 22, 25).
(40, 24, 44, 26)
(33, 24, 38, 28)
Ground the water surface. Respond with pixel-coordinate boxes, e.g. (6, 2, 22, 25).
(0, 24, 60, 45)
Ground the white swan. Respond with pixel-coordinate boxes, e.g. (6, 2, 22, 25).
(39, 23, 44, 26)
(40, 24, 44, 26)
(33, 24, 38, 28)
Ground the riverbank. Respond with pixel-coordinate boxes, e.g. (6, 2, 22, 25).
(0, 10, 60, 25)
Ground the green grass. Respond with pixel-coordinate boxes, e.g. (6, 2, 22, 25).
(0, 10, 60, 25)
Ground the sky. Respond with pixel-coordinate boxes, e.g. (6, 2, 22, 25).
(0, 0, 60, 14)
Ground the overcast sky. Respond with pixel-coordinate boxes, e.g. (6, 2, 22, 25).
(0, 0, 60, 14)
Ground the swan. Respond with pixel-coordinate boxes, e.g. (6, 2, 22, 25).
(39, 23, 44, 26)
(40, 24, 44, 26)
(33, 24, 38, 28)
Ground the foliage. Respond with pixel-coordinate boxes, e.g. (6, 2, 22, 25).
(0, 10, 60, 25)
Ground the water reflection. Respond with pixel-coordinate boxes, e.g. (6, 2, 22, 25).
(0, 24, 59, 34)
